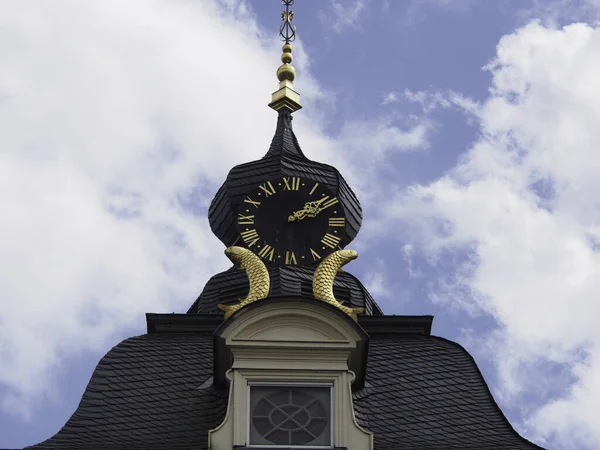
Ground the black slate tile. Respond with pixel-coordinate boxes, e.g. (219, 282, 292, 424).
(27, 329, 544, 450)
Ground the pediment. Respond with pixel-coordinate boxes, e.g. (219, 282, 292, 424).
(229, 311, 350, 344)
(213, 297, 368, 388)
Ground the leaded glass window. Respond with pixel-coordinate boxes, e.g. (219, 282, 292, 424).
(249, 385, 332, 447)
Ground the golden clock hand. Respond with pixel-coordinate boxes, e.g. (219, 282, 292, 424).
(310, 196, 330, 216)
(288, 209, 308, 222)
(304, 197, 328, 216)
(288, 197, 328, 223)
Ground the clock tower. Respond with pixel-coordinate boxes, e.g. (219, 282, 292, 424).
(191, 0, 378, 319)
(207, 60, 361, 265)
(26, 2, 546, 449)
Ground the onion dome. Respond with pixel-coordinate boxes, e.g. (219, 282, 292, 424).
(208, 109, 362, 253)
(208, 37, 362, 255)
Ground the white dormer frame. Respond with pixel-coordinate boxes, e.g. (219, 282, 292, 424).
(208, 298, 373, 450)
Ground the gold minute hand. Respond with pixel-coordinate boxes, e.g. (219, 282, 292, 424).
(311, 196, 331, 216)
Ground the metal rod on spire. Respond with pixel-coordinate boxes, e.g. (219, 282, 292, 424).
(269, 0, 302, 112)
(280, 0, 296, 44)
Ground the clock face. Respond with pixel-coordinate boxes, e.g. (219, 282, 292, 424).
(236, 177, 346, 265)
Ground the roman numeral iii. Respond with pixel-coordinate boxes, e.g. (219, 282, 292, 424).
(328, 217, 345, 227)
(321, 233, 341, 249)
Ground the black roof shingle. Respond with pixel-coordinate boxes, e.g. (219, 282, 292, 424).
(26, 315, 544, 450)
(354, 331, 544, 450)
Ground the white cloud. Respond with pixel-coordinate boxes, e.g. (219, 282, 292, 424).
(0, 0, 435, 419)
(521, 0, 600, 25)
(402, 243, 423, 279)
(375, 21, 600, 449)
(338, 118, 429, 160)
(361, 258, 391, 299)
(0, 0, 281, 416)
(403, 88, 479, 116)
(381, 91, 400, 105)
(291, 112, 432, 207)
(323, 0, 366, 34)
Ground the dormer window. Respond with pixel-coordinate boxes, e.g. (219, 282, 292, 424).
(249, 384, 332, 447)
(209, 299, 373, 450)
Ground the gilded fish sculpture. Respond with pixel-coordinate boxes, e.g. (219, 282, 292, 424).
(313, 249, 365, 321)
(218, 246, 270, 319)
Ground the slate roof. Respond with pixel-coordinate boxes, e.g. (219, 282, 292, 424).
(188, 265, 383, 316)
(354, 331, 544, 450)
(208, 108, 362, 250)
(26, 331, 226, 450)
(26, 315, 545, 450)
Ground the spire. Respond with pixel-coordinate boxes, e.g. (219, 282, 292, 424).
(264, 107, 305, 158)
(268, 0, 302, 113)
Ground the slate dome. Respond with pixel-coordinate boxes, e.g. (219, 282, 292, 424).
(208, 109, 362, 254)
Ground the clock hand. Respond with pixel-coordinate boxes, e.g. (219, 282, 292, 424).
(288, 209, 308, 222)
(311, 196, 332, 216)
(288, 197, 329, 223)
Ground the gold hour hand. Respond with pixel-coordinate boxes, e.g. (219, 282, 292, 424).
(288, 209, 308, 222)
(288, 197, 328, 223)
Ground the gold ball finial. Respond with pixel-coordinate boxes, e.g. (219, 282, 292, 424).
(277, 43, 296, 82)
(281, 43, 293, 63)
(269, 1, 302, 112)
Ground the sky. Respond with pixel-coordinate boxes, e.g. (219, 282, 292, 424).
(1, 0, 599, 448)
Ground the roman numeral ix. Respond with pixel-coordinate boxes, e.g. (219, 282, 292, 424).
(237, 214, 255, 225)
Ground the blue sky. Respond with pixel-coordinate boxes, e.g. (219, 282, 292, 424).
(1, 0, 600, 448)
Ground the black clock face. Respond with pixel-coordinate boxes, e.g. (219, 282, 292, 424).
(236, 177, 346, 265)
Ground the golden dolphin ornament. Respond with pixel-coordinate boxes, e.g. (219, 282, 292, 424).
(218, 246, 270, 320)
(312, 249, 365, 321)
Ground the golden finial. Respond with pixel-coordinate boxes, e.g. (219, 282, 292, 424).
(269, 0, 302, 112)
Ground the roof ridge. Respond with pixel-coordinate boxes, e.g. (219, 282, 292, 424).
(264, 108, 305, 159)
